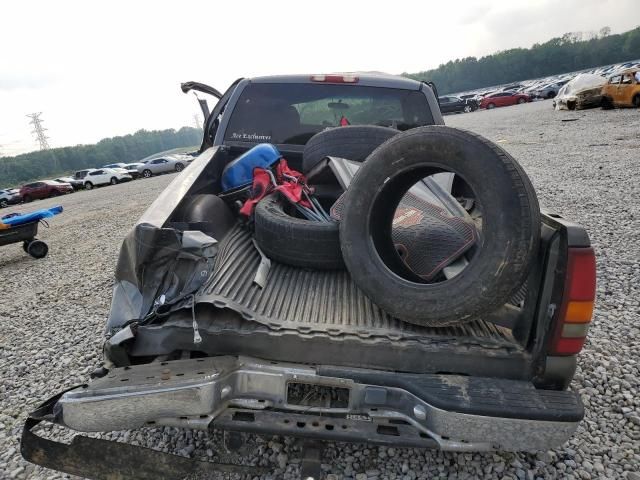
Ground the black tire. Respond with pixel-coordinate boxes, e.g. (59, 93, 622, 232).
(546, 91, 556, 99)
(517, 98, 526, 104)
(85, 182, 93, 190)
(23, 195, 32, 203)
(601, 96, 614, 110)
(142, 169, 152, 178)
(110, 177, 118, 185)
(23, 240, 30, 253)
(254, 193, 343, 269)
(27, 239, 48, 259)
(633, 94, 640, 108)
(339, 126, 540, 327)
(50, 190, 60, 197)
(175, 163, 184, 172)
(487, 103, 496, 109)
(302, 125, 399, 173)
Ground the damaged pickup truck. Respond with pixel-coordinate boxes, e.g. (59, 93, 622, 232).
(22, 73, 596, 479)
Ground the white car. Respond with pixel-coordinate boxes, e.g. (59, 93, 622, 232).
(103, 163, 128, 169)
(83, 168, 132, 190)
(0, 188, 21, 208)
(137, 157, 188, 178)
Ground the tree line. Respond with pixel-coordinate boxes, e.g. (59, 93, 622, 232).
(404, 26, 640, 95)
(0, 127, 202, 188)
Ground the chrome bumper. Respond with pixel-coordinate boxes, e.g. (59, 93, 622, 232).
(56, 356, 579, 452)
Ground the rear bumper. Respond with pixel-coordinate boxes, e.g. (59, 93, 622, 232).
(40, 356, 582, 452)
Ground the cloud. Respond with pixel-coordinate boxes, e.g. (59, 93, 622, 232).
(459, 4, 493, 26)
(0, 72, 58, 91)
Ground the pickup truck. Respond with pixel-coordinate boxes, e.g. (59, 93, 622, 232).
(22, 73, 595, 479)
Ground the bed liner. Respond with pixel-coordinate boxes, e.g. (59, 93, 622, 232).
(195, 226, 523, 352)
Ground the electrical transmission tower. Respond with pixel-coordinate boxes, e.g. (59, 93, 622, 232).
(26, 112, 51, 150)
(193, 114, 202, 129)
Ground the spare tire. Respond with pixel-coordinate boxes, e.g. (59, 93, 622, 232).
(302, 125, 399, 173)
(254, 193, 343, 269)
(339, 126, 540, 327)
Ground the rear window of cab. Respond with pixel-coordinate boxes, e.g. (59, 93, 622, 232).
(224, 83, 433, 146)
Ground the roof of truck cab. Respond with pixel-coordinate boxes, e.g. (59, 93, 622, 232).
(248, 73, 423, 90)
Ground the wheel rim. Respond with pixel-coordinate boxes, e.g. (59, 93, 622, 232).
(464, 105, 471, 112)
(176, 164, 183, 172)
(111, 178, 117, 184)
(0, 200, 7, 208)
(86, 183, 92, 190)
(143, 170, 151, 178)
(488, 104, 495, 109)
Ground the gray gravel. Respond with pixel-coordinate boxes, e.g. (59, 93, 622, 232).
(1, 100, 639, 479)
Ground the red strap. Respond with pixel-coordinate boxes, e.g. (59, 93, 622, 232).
(239, 159, 312, 217)
(239, 168, 273, 217)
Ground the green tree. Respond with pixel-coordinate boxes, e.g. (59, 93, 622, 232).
(404, 26, 640, 95)
(0, 127, 202, 188)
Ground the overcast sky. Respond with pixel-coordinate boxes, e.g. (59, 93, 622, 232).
(1, 0, 638, 156)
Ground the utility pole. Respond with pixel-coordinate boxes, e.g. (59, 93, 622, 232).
(193, 114, 202, 129)
(26, 112, 51, 150)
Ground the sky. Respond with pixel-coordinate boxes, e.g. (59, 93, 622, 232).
(1, 0, 638, 157)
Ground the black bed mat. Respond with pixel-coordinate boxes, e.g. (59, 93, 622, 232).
(197, 226, 521, 351)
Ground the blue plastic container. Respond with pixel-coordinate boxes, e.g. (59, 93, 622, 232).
(221, 143, 281, 192)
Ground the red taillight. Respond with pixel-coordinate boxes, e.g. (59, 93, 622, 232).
(549, 247, 596, 355)
(310, 74, 359, 84)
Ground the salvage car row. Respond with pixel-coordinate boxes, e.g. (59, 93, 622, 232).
(448, 59, 640, 112)
(0, 154, 194, 207)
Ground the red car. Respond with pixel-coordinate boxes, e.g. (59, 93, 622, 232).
(19, 180, 73, 202)
(479, 91, 531, 109)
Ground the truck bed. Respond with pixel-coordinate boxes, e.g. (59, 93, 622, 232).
(133, 224, 531, 378)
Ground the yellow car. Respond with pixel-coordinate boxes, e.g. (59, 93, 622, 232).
(601, 69, 640, 108)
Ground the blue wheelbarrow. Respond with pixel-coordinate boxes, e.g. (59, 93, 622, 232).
(0, 206, 63, 259)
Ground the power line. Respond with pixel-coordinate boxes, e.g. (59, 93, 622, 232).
(26, 112, 51, 150)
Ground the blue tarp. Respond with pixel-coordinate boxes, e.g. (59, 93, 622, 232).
(1, 205, 63, 227)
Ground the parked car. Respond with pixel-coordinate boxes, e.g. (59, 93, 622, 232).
(103, 163, 128, 169)
(601, 69, 640, 108)
(54, 176, 83, 190)
(554, 74, 606, 110)
(531, 81, 569, 99)
(0, 188, 21, 208)
(479, 91, 531, 109)
(500, 83, 524, 92)
(19, 180, 73, 202)
(23, 73, 594, 479)
(123, 163, 144, 179)
(438, 95, 477, 113)
(73, 169, 95, 182)
(137, 157, 187, 178)
(83, 168, 132, 190)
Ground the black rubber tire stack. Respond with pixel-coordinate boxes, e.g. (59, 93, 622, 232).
(338, 126, 540, 327)
(254, 193, 343, 270)
(302, 125, 399, 173)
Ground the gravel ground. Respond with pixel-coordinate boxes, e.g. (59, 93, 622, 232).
(1, 100, 639, 479)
